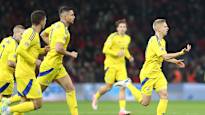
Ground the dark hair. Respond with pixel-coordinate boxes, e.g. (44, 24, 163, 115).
(31, 10, 46, 25)
(115, 19, 127, 27)
(58, 6, 74, 15)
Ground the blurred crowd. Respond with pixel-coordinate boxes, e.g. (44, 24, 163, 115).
(0, 0, 205, 83)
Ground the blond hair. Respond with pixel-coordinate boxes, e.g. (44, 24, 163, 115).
(152, 19, 166, 31)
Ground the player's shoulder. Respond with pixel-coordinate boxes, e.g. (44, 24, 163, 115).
(53, 21, 65, 29)
(1, 36, 13, 44)
(22, 28, 36, 41)
(148, 36, 157, 43)
(125, 34, 131, 40)
(23, 28, 34, 35)
(108, 32, 117, 38)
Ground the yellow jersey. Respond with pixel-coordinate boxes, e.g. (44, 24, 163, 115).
(41, 21, 70, 68)
(0, 36, 18, 81)
(103, 32, 131, 69)
(141, 36, 167, 78)
(15, 28, 42, 79)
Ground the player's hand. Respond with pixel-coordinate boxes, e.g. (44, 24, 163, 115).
(175, 59, 185, 68)
(70, 51, 78, 58)
(181, 44, 191, 55)
(36, 59, 42, 67)
(129, 56, 134, 62)
(117, 50, 125, 57)
(44, 45, 50, 53)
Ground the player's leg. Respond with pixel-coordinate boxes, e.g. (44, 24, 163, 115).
(6, 98, 42, 113)
(117, 66, 131, 115)
(37, 65, 59, 92)
(1, 78, 43, 114)
(155, 73, 168, 115)
(6, 95, 22, 104)
(92, 83, 113, 110)
(114, 76, 154, 106)
(13, 97, 27, 115)
(0, 81, 14, 108)
(92, 67, 116, 110)
(55, 73, 78, 115)
(0, 81, 23, 115)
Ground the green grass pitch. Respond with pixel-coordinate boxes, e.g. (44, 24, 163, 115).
(27, 101, 205, 115)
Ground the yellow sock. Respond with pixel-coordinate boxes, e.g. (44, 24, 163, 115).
(13, 112, 24, 115)
(95, 92, 101, 100)
(10, 101, 34, 113)
(66, 91, 78, 115)
(127, 83, 142, 102)
(9, 95, 21, 103)
(119, 100, 126, 110)
(157, 99, 168, 115)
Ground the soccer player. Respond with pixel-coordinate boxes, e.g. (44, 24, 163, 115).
(0, 25, 25, 100)
(92, 19, 134, 115)
(37, 6, 78, 115)
(114, 19, 191, 115)
(1, 10, 47, 115)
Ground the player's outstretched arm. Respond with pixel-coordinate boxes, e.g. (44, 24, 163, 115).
(165, 58, 185, 68)
(162, 44, 191, 60)
(55, 42, 78, 58)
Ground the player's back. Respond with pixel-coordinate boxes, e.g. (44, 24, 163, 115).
(42, 21, 70, 68)
(141, 36, 167, 77)
(0, 37, 18, 81)
(15, 28, 41, 78)
(103, 32, 131, 67)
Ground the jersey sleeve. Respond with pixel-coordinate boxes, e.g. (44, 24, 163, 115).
(151, 38, 167, 57)
(52, 24, 66, 44)
(8, 42, 17, 62)
(16, 30, 36, 64)
(42, 25, 52, 35)
(102, 33, 117, 56)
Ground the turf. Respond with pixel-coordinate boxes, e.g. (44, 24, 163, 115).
(26, 101, 205, 115)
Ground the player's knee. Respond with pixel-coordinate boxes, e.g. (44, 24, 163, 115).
(107, 83, 113, 88)
(160, 92, 168, 99)
(33, 98, 43, 109)
(105, 84, 112, 91)
(64, 84, 75, 93)
(141, 100, 150, 106)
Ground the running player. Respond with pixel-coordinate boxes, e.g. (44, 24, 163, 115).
(1, 10, 47, 115)
(37, 6, 78, 115)
(114, 19, 191, 115)
(92, 19, 134, 115)
(0, 25, 25, 103)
